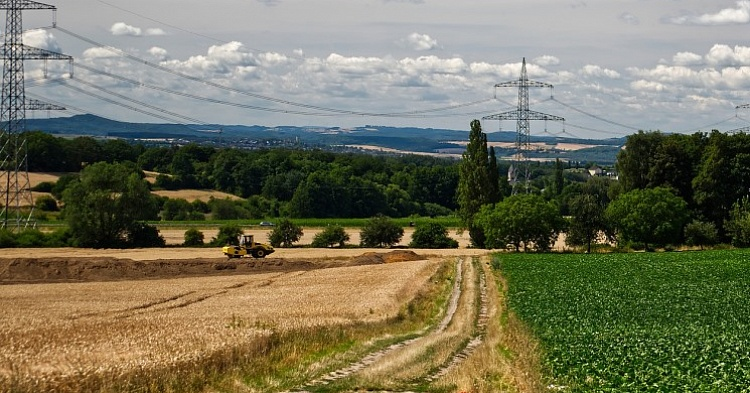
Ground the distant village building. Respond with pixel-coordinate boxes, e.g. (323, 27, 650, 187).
(588, 165, 603, 177)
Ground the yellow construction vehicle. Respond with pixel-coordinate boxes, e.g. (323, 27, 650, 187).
(222, 234, 275, 258)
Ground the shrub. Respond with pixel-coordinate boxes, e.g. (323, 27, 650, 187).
(183, 228, 205, 246)
(311, 225, 350, 248)
(409, 222, 458, 249)
(0, 229, 18, 248)
(14, 229, 48, 247)
(212, 224, 242, 246)
(268, 219, 303, 248)
(360, 214, 404, 248)
(684, 220, 718, 250)
(35, 195, 59, 212)
(31, 181, 54, 192)
(126, 223, 165, 248)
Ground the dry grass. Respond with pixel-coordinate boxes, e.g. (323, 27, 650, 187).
(356, 256, 482, 387)
(435, 257, 546, 393)
(0, 259, 442, 392)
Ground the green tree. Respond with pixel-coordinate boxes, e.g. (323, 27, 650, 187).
(268, 218, 303, 248)
(488, 146, 501, 203)
(566, 178, 613, 253)
(183, 228, 205, 246)
(408, 222, 458, 249)
(62, 162, 159, 248)
(360, 215, 404, 248)
(34, 195, 58, 212)
(457, 119, 492, 248)
(475, 194, 565, 252)
(606, 187, 689, 250)
(684, 220, 718, 250)
(725, 197, 750, 248)
(311, 225, 350, 248)
(212, 224, 242, 246)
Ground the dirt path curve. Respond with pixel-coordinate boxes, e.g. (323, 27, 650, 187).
(284, 255, 488, 393)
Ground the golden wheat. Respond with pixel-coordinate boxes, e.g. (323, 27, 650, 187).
(0, 259, 440, 391)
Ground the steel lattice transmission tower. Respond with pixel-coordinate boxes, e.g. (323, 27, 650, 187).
(1, 0, 71, 230)
(483, 58, 564, 193)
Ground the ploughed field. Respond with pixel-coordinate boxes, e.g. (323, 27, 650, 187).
(497, 250, 750, 392)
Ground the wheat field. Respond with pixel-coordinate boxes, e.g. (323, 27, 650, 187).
(0, 258, 441, 391)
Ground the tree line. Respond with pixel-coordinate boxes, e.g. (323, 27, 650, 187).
(458, 123, 750, 251)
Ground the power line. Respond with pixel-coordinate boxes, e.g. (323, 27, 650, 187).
(53, 25, 494, 119)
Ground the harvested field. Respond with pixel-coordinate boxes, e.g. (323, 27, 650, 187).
(0, 250, 444, 391)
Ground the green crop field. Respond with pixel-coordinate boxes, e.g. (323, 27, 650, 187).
(496, 250, 750, 392)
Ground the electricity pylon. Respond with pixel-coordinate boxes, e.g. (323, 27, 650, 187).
(483, 57, 564, 193)
(1, 0, 71, 230)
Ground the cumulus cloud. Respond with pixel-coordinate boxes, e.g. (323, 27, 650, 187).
(665, 1, 750, 25)
(399, 33, 439, 51)
(82, 47, 118, 59)
(162, 41, 258, 76)
(673, 51, 703, 66)
(111, 22, 142, 36)
(631, 80, 667, 92)
(705, 44, 750, 66)
(534, 55, 560, 67)
(619, 12, 640, 25)
(22, 29, 62, 52)
(111, 22, 167, 37)
(148, 47, 169, 61)
(580, 65, 621, 78)
(145, 28, 167, 36)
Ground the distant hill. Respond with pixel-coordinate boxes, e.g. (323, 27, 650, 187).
(26, 115, 626, 164)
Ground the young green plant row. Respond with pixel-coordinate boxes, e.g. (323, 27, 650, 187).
(496, 250, 750, 392)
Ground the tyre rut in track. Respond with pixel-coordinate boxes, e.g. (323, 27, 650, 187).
(285, 255, 489, 392)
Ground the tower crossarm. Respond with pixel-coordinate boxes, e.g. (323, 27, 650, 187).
(0, 1, 55, 11)
(18, 45, 72, 61)
(25, 98, 63, 110)
(737, 104, 750, 109)
(483, 110, 564, 122)
(494, 80, 554, 89)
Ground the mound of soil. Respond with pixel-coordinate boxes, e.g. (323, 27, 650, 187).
(348, 250, 424, 266)
(0, 250, 426, 284)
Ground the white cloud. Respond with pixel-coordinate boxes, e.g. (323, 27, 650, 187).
(705, 44, 750, 66)
(256, 0, 282, 6)
(22, 29, 61, 52)
(673, 52, 703, 66)
(111, 22, 142, 36)
(579, 65, 621, 79)
(148, 47, 169, 61)
(145, 28, 167, 36)
(631, 80, 667, 92)
(534, 55, 560, 67)
(82, 47, 118, 59)
(400, 33, 439, 51)
(665, 1, 750, 25)
(111, 23, 167, 37)
(160, 41, 260, 78)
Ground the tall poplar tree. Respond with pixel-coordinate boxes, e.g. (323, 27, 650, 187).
(457, 119, 492, 248)
(488, 146, 501, 204)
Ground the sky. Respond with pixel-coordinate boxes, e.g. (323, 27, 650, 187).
(13, 0, 750, 139)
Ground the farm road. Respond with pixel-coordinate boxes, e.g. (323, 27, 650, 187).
(286, 255, 489, 393)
